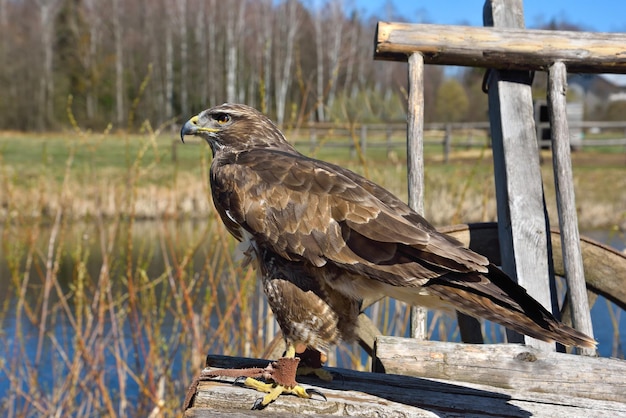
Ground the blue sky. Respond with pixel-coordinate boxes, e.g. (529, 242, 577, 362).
(354, 0, 626, 33)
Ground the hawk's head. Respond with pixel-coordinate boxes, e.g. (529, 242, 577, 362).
(180, 103, 292, 154)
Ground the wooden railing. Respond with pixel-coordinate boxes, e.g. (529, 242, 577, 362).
(372, 0, 626, 354)
(287, 121, 490, 163)
(173, 120, 626, 163)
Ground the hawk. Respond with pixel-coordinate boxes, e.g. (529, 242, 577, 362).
(180, 103, 595, 409)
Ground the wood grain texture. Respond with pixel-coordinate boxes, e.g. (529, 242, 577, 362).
(374, 338, 626, 404)
(483, 0, 554, 351)
(407, 52, 428, 341)
(185, 354, 626, 417)
(406, 52, 425, 216)
(547, 62, 595, 356)
(374, 22, 626, 73)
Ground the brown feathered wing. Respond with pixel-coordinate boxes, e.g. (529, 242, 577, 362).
(212, 146, 595, 348)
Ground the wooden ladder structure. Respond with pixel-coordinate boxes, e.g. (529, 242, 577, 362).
(185, 1, 626, 416)
(378, 0, 626, 354)
(367, 0, 626, 357)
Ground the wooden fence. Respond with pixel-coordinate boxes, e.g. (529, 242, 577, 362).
(287, 121, 490, 163)
(173, 120, 626, 164)
(375, 0, 616, 351)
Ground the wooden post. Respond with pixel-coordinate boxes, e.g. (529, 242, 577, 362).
(360, 124, 367, 157)
(406, 52, 427, 341)
(443, 123, 451, 163)
(483, 0, 554, 351)
(547, 61, 596, 355)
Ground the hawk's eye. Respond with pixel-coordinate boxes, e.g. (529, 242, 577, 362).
(214, 113, 231, 124)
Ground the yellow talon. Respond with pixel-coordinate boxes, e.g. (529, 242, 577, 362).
(239, 377, 274, 394)
(253, 385, 286, 409)
(248, 382, 326, 410)
(232, 343, 328, 409)
(289, 385, 311, 398)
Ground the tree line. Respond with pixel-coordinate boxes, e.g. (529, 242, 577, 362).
(0, 0, 462, 131)
(2, 0, 618, 132)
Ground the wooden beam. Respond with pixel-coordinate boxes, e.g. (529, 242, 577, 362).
(374, 22, 626, 73)
(186, 354, 626, 417)
(373, 338, 626, 404)
(483, 0, 554, 351)
(406, 53, 425, 216)
(547, 61, 596, 356)
(406, 52, 428, 341)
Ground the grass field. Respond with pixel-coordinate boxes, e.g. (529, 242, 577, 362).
(1, 128, 624, 228)
(0, 128, 624, 416)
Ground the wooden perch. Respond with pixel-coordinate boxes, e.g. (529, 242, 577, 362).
(185, 354, 626, 417)
(374, 337, 626, 403)
(374, 22, 626, 73)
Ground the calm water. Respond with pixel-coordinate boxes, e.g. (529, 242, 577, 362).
(1, 220, 625, 409)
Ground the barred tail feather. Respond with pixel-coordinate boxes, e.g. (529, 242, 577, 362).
(424, 265, 597, 349)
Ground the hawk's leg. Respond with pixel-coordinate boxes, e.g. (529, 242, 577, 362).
(237, 343, 327, 410)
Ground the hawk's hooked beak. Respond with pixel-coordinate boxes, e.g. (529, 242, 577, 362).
(180, 114, 220, 143)
(180, 115, 200, 143)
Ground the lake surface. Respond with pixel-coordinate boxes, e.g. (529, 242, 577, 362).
(1, 220, 624, 413)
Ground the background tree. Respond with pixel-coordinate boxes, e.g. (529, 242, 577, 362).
(312, 1, 326, 122)
(461, 67, 489, 122)
(606, 100, 626, 121)
(37, 0, 63, 129)
(273, 0, 299, 125)
(225, 0, 246, 103)
(434, 79, 469, 123)
(322, 0, 346, 118)
(111, 0, 124, 127)
(422, 65, 445, 123)
(177, 0, 189, 119)
(82, 0, 103, 125)
(1, 0, 606, 131)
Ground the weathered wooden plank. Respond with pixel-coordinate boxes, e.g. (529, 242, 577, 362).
(406, 52, 429, 341)
(406, 52, 425, 216)
(374, 338, 626, 404)
(374, 23, 626, 73)
(185, 354, 626, 417)
(185, 409, 324, 418)
(483, 0, 554, 351)
(547, 62, 595, 356)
